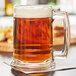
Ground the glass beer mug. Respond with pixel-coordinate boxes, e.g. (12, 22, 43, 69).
(11, 5, 70, 73)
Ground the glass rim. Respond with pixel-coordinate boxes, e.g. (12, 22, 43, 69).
(14, 4, 52, 9)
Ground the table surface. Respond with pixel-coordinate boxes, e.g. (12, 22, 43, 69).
(0, 45, 76, 76)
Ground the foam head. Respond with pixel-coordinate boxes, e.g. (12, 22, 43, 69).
(14, 5, 52, 18)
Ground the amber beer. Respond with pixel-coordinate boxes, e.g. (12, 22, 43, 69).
(14, 6, 53, 63)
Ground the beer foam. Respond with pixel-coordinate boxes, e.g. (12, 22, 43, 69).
(14, 5, 52, 18)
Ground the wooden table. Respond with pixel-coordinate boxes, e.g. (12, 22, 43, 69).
(0, 45, 76, 76)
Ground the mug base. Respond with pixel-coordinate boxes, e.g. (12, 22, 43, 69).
(11, 59, 55, 74)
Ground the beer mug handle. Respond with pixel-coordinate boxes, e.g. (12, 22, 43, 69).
(53, 11, 70, 57)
